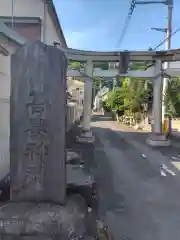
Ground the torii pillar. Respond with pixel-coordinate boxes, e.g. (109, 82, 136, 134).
(77, 59, 95, 143)
(147, 59, 171, 146)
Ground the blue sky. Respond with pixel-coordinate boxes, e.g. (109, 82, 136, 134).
(54, 0, 180, 51)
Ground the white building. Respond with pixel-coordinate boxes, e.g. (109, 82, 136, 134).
(0, 21, 27, 181)
(0, 0, 67, 47)
(0, 0, 67, 182)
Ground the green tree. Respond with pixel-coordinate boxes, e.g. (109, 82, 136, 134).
(106, 88, 126, 112)
(124, 78, 150, 113)
(104, 78, 152, 123)
(70, 61, 82, 70)
(165, 78, 180, 117)
(103, 78, 128, 115)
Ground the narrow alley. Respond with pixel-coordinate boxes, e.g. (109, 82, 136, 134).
(92, 114, 180, 240)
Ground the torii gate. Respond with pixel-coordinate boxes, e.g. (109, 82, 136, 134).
(58, 46, 180, 146)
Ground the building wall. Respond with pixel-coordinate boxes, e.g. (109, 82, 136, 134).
(0, 0, 64, 46)
(5, 22, 41, 41)
(0, 0, 44, 19)
(0, 34, 19, 54)
(43, 4, 60, 45)
(0, 54, 10, 180)
(0, 37, 21, 181)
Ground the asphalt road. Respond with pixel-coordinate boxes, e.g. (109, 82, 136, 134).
(92, 115, 180, 240)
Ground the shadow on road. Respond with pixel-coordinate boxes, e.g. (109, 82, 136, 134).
(91, 116, 180, 239)
(93, 134, 125, 216)
(92, 114, 180, 162)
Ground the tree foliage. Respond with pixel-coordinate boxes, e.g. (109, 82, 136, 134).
(165, 78, 180, 117)
(104, 78, 151, 116)
(105, 87, 126, 113)
(70, 61, 82, 70)
(70, 61, 180, 118)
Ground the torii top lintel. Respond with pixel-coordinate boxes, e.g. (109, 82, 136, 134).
(58, 46, 180, 62)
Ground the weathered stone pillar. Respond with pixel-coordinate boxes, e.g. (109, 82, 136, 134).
(0, 41, 96, 240)
(76, 60, 95, 143)
(153, 59, 163, 133)
(10, 41, 67, 203)
(83, 59, 93, 132)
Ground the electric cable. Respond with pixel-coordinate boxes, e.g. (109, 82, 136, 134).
(144, 27, 180, 70)
(153, 27, 180, 50)
(117, 0, 136, 48)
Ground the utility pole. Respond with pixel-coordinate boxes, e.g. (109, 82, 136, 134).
(135, 0, 173, 126)
(162, 0, 173, 122)
(151, 0, 173, 123)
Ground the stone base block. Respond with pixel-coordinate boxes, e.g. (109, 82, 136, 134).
(67, 165, 97, 208)
(146, 132, 171, 147)
(0, 195, 90, 239)
(66, 149, 84, 165)
(76, 130, 95, 144)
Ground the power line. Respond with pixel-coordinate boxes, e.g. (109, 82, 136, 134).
(144, 27, 180, 70)
(117, 0, 136, 48)
(116, 0, 172, 49)
(153, 28, 180, 50)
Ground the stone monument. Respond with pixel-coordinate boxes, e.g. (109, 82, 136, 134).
(10, 41, 67, 203)
(0, 42, 94, 240)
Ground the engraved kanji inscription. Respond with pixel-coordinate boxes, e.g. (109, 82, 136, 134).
(21, 89, 50, 190)
(25, 118, 48, 139)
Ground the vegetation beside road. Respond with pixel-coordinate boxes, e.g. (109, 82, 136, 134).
(70, 61, 180, 125)
(103, 77, 180, 126)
